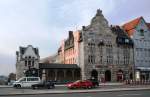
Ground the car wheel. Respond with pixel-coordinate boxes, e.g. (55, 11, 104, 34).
(48, 85, 52, 89)
(16, 84, 21, 88)
(88, 86, 92, 89)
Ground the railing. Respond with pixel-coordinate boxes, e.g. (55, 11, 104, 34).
(125, 80, 150, 85)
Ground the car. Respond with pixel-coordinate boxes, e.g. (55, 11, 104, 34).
(13, 77, 41, 88)
(66, 80, 94, 89)
(31, 80, 55, 89)
(87, 78, 99, 87)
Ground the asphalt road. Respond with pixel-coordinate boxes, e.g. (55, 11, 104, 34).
(0, 85, 127, 95)
(1, 90, 150, 97)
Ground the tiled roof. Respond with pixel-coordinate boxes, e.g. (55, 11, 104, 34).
(122, 17, 142, 37)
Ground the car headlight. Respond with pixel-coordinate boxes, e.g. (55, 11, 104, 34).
(68, 84, 72, 87)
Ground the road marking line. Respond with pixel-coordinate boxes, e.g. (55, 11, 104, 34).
(117, 94, 141, 96)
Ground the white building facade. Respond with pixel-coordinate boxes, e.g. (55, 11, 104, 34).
(16, 45, 40, 80)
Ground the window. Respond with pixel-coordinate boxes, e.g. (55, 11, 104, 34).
(140, 29, 144, 36)
(32, 61, 34, 66)
(88, 55, 95, 64)
(25, 61, 27, 66)
(125, 39, 129, 43)
(19, 78, 26, 82)
(27, 78, 38, 81)
(28, 61, 31, 66)
(100, 56, 102, 64)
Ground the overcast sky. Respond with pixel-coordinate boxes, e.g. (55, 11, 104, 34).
(0, 0, 150, 76)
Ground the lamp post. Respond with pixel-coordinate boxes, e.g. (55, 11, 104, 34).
(23, 69, 26, 77)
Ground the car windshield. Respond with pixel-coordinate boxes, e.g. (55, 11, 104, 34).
(18, 78, 26, 82)
(74, 80, 82, 83)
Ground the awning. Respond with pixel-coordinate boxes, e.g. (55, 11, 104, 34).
(136, 67, 150, 71)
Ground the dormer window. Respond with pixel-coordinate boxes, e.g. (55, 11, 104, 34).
(140, 29, 144, 36)
(125, 39, 129, 43)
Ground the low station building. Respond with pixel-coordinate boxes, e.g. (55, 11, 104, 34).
(39, 63, 80, 82)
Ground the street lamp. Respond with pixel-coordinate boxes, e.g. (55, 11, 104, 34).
(23, 69, 26, 77)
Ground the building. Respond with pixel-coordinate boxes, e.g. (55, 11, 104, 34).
(39, 63, 80, 82)
(16, 45, 40, 80)
(78, 9, 134, 82)
(58, 31, 80, 65)
(123, 17, 150, 80)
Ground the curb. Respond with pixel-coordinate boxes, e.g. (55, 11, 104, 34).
(0, 87, 150, 96)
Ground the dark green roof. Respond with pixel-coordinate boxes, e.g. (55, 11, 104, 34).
(39, 63, 80, 69)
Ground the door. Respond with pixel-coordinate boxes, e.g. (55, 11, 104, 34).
(105, 70, 111, 82)
(91, 70, 98, 80)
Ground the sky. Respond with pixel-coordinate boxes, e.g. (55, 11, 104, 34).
(0, 0, 150, 76)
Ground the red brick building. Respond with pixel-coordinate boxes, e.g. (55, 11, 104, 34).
(58, 31, 80, 64)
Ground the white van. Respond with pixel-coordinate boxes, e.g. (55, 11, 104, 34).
(13, 77, 41, 88)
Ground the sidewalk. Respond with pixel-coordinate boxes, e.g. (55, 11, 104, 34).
(99, 82, 123, 86)
(0, 85, 12, 88)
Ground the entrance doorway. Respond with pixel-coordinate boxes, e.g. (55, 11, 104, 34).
(91, 70, 98, 80)
(117, 70, 123, 82)
(130, 73, 133, 80)
(105, 70, 111, 82)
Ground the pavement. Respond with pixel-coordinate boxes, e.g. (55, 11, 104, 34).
(0, 83, 150, 96)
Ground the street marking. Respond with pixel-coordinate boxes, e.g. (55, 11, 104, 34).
(117, 94, 141, 96)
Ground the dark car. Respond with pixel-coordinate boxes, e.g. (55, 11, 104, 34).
(31, 81, 55, 89)
(88, 78, 99, 87)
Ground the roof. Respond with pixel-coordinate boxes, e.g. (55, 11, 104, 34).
(39, 63, 80, 69)
(122, 17, 142, 37)
(111, 25, 133, 46)
(19, 45, 39, 55)
(111, 25, 128, 36)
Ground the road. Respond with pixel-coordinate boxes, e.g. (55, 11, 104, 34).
(0, 90, 150, 97)
(0, 85, 127, 95)
(0, 85, 146, 95)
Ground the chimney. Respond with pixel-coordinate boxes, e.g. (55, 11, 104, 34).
(16, 51, 19, 62)
(82, 26, 86, 30)
(69, 31, 73, 37)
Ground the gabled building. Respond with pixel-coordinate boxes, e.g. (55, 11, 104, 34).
(16, 45, 40, 80)
(78, 9, 134, 82)
(57, 31, 80, 65)
(123, 17, 150, 80)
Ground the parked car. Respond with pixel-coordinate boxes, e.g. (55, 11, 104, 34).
(13, 77, 41, 88)
(66, 80, 94, 89)
(31, 81, 55, 89)
(87, 78, 99, 87)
